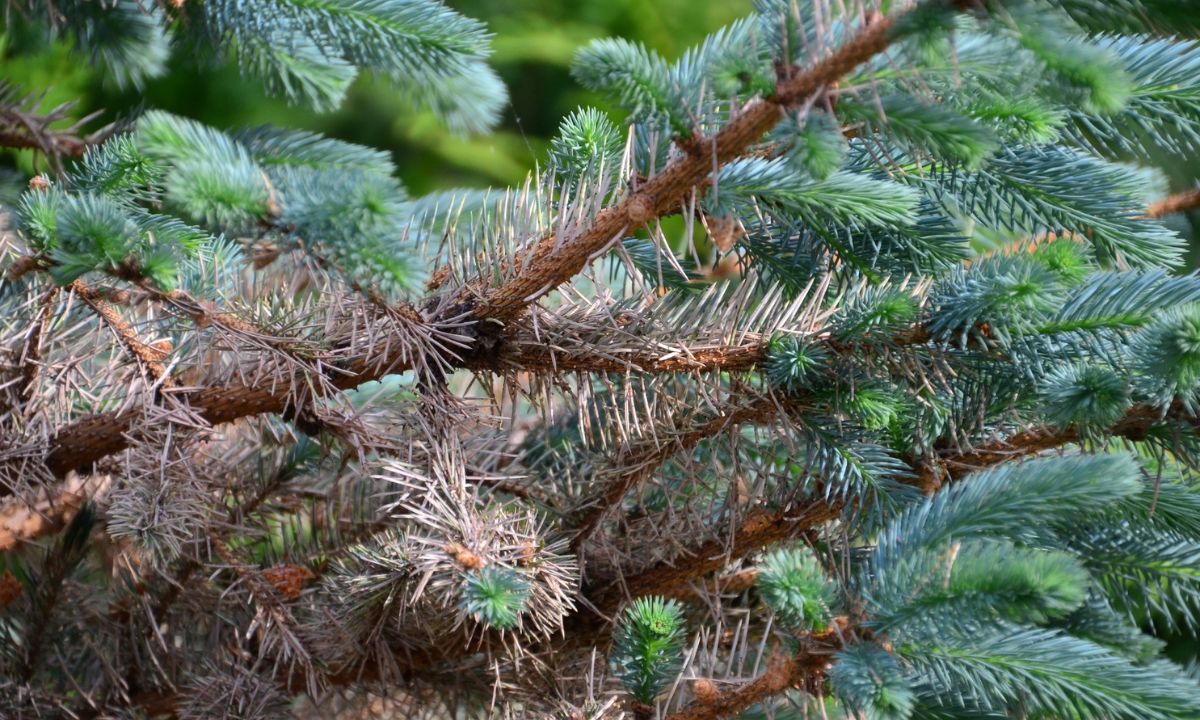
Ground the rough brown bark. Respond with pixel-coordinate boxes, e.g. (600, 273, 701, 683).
(1146, 187, 1200, 219)
(473, 16, 899, 322)
(71, 281, 173, 386)
(571, 394, 787, 552)
(666, 624, 845, 720)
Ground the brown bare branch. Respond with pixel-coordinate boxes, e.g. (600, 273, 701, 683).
(473, 14, 902, 323)
(922, 403, 1174, 490)
(40, 313, 764, 481)
(0, 84, 117, 174)
(39, 302, 424, 478)
(588, 502, 840, 619)
(667, 627, 846, 720)
(70, 281, 173, 387)
(1146, 187, 1200, 219)
(493, 338, 769, 375)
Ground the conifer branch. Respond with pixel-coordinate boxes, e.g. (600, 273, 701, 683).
(588, 503, 840, 617)
(490, 338, 769, 375)
(571, 393, 787, 552)
(472, 4, 937, 322)
(667, 630, 844, 720)
(0, 84, 116, 173)
(39, 303, 428, 478)
(40, 308, 766, 480)
(42, 385, 279, 477)
(928, 403, 1175, 486)
(69, 281, 172, 386)
(209, 537, 318, 692)
(1147, 187, 1200, 219)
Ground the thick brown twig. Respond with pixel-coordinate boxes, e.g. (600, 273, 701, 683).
(587, 502, 840, 618)
(473, 14, 902, 322)
(667, 627, 845, 720)
(1146, 187, 1200, 219)
(490, 338, 769, 375)
(922, 402, 1174, 489)
(0, 84, 117, 174)
(70, 281, 173, 387)
(39, 298, 425, 478)
(43, 385, 284, 477)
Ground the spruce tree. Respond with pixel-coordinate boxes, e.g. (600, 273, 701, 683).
(4, 0, 1200, 718)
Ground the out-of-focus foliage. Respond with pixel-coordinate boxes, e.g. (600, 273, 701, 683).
(0, 0, 750, 194)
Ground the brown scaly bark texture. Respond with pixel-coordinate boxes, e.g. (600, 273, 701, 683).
(1147, 187, 1200, 219)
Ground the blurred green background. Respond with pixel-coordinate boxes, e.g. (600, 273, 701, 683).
(1, 0, 747, 193)
(0, 0, 1196, 250)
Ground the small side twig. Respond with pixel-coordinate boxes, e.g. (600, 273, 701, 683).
(1146, 187, 1200, 219)
(70, 281, 173, 387)
(0, 83, 117, 174)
